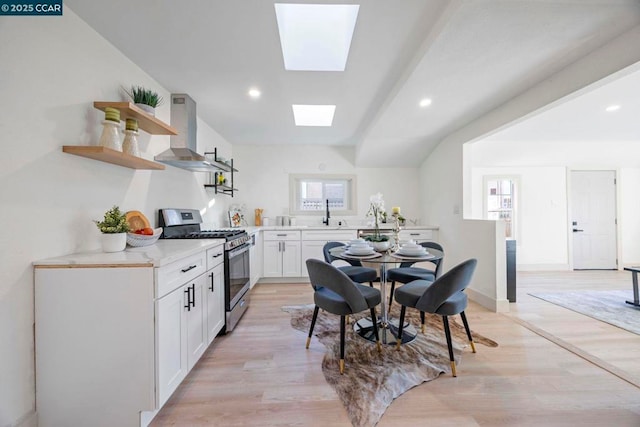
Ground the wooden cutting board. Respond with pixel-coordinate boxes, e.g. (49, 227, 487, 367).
(125, 210, 151, 231)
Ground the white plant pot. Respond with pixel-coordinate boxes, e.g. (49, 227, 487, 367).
(135, 103, 155, 116)
(101, 233, 127, 252)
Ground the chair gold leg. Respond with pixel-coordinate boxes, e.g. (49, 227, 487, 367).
(396, 338, 402, 350)
(450, 361, 457, 377)
(305, 337, 311, 349)
(345, 315, 350, 324)
(377, 340, 382, 353)
(470, 341, 476, 353)
(339, 359, 345, 374)
(421, 324, 425, 334)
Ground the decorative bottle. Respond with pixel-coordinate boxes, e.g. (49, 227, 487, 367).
(122, 118, 140, 157)
(98, 107, 122, 151)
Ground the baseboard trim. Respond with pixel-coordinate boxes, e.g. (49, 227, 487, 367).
(517, 263, 570, 271)
(466, 288, 510, 313)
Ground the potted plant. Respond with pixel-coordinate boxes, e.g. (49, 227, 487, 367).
(364, 193, 390, 251)
(94, 205, 130, 252)
(124, 85, 164, 116)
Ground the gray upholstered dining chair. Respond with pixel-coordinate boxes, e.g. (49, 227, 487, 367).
(306, 259, 382, 374)
(387, 241, 444, 314)
(323, 241, 378, 287)
(394, 258, 477, 377)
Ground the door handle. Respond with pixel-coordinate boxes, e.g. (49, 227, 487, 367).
(572, 229, 584, 232)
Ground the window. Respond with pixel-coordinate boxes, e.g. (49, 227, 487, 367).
(484, 176, 518, 239)
(289, 174, 357, 216)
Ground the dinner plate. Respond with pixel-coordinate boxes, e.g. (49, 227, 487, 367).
(345, 249, 375, 256)
(397, 249, 429, 256)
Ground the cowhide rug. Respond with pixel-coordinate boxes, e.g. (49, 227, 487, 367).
(283, 304, 498, 427)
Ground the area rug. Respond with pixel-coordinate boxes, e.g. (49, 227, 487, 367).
(529, 289, 640, 335)
(282, 304, 497, 427)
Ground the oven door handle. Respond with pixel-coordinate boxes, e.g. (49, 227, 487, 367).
(228, 242, 251, 258)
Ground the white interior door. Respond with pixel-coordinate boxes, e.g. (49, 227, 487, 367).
(571, 170, 617, 269)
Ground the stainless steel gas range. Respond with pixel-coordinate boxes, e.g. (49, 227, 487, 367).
(159, 208, 251, 332)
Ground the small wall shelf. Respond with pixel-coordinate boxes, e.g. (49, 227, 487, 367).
(93, 102, 178, 135)
(63, 146, 165, 170)
(203, 148, 238, 197)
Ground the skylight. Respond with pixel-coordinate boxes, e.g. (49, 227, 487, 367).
(292, 105, 336, 126)
(274, 3, 359, 71)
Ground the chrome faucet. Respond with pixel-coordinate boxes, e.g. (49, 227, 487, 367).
(322, 199, 330, 226)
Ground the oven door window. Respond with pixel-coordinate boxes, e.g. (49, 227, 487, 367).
(227, 245, 250, 308)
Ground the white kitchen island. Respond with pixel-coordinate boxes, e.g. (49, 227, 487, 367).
(33, 240, 226, 427)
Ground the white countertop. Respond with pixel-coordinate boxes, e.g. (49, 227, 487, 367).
(33, 239, 226, 268)
(251, 225, 439, 232)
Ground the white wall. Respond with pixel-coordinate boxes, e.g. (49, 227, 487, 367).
(467, 139, 640, 269)
(420, 135, 507, 313)
(0, 9, 232, 426)
(232, 145, 424, 227)
(470, 166, 569, 269)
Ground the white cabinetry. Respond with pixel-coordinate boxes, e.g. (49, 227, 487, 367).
(34, 241, 226, 427)
(205, 246, 225, 344)
(300, 229, 357, 277)
(398, 229, 436, 242)
(249, 232, 262, 287)
(263, 230, 301, 277)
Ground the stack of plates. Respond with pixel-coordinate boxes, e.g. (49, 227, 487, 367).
(397, 244, 429, 256)
(346, 244, 375, 256)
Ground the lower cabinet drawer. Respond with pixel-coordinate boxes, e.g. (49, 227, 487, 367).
(156, 252, 207, 298)
(399, 230, 434, 242)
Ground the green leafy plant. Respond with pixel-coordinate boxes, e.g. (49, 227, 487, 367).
(94, 205, 130, 234)
(124, 85, 164, 108)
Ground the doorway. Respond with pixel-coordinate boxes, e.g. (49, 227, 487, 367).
(570, 170, 617, 270)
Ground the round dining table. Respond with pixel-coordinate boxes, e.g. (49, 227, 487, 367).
(329, 245, 444, 345)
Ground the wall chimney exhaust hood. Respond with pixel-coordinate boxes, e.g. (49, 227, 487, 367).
(154, 94, 218, 172)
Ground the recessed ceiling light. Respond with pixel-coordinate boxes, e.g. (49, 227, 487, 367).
(605, 105, 620, 112)
(419, 98, 432, 108)
(292, 105, 336, 126)
(275, 4, 359, 71)
(248, 88, 261, 99)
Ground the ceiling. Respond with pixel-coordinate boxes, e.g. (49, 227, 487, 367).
(66, 0, 640, 167)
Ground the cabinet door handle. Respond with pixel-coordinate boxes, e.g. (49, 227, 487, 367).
(410, 233, 420, 236)
(212, 253, 223, 259)
(209, 273, 214, 292)
(276, 233, 287, 237)
(283, 241, 286, 252)
(181, 265, 197, 273)
(190, 284, 196, 308)
(184, 287, 192, 311)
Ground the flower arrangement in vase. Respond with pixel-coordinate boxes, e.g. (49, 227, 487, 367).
(94, 205, 130, 252)
(364, 192, 390, 251)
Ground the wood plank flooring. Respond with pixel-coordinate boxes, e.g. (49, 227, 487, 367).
(151, 271, 640, 426)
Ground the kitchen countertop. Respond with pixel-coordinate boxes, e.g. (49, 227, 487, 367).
(33, 239, 225, 268)
(247, 225, 439, 233)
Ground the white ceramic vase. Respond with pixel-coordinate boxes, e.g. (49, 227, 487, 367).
(98, 120, 122, 151)
(101, 233, 127, 252)
(371, 241, 390, 252)
(122, 129, 140, 157)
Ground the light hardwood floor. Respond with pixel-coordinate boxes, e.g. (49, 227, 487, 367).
(151, 271, 640, 426)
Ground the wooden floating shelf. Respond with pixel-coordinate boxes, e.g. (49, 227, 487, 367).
(63, 146, 166, 170)
(93, 102, 178, 135)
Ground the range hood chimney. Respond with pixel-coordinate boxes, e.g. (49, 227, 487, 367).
(154, 94, 217, 172)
